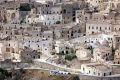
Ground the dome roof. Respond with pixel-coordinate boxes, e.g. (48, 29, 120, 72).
(102, 40, 109, 47)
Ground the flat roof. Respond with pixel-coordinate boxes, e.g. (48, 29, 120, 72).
(83, 63, 112, 71)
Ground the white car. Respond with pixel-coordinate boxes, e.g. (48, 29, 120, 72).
(50, 70, 70, 75)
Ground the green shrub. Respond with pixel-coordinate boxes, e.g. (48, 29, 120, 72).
(65, 53, 77, 61)
(19, 4, 31, 11)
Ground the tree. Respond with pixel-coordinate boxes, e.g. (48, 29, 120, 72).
(72, 75, 80, 80)
(19, 4, 31, 11)
(65, 54, 77, 61)
(0, 68, 11, 80)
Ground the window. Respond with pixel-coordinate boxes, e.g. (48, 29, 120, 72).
(108, 38, 110, 40)
(85, 17, 87, 20)
(106, 54, 107, 56)
(33, 56, 35, 59)
(77, 29, 81, 33)
(118, 61, 120, 64)
(43, 44, 45, 46)
(89, 71, 90, 73)
(98, 73, 100, 76)
(89, 26, 90, 29)
(105, 27, 107, 30)
(6, 48, 10, 52)
(100, 27, 101, 30)
(83, 67, 85, 71)
(63, 9, 66, 14)
(104, 73, 106, 76)
(96, 27, 98, 29)
(109, 72, 111, 75)
(92, 31, 94, 34)
(37, 34, 38, 36)
(118, 40, 119, 42)
(68, 35, 69, 38)
(66, 51, 68, 54)
(98, 54, 100, 56)
(109, 27, 110, 30)
(38, 55, 40, 58)
(12, 48, 15, 53)
(62, 51, 64, 54)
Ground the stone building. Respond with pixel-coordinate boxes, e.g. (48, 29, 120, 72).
(114, 49, 120, 64)
(81, 62, 112, 76)
(93, 46, 112, 62)
(86, 13, 113, 35)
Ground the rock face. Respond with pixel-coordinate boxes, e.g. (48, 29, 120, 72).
(3, 69, 80, 80)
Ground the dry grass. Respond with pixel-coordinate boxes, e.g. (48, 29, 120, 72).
(22, 69, 70, 80)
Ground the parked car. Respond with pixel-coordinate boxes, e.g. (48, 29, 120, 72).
(50, 70, 70, 75)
